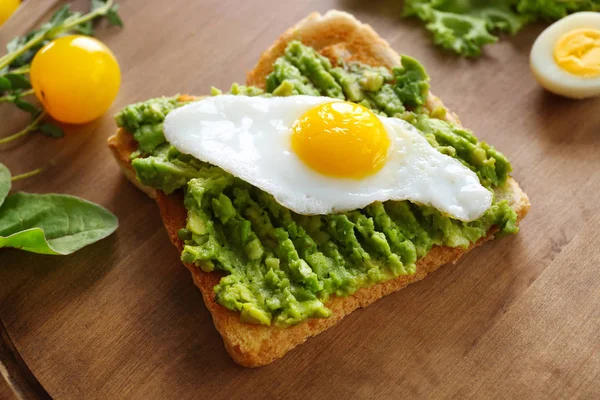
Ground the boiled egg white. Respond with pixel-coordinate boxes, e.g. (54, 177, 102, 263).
(163, 95, 492, 221)
(531, 12, 600, 99)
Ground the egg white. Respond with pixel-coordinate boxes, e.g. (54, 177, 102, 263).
(530, 12, 600, 99)
(163, 95, 492, 221)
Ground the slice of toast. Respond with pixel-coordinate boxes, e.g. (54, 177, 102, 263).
(108, 10, 530, 367)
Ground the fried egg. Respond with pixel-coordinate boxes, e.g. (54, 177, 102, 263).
(163, 95, 492, 221)
(531, 12, 600, 99)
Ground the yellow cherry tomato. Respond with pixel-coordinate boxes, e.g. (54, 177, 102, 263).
(0, 0, 20, 26)
(30, 35, 121, 124)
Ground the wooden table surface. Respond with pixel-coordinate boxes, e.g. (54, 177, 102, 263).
(1, 1, 600, 399)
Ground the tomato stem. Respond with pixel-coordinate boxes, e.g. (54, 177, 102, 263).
(0, 88, 34, 103)
(0, 31, 45, 71)
(52, 0, 115, 36)
(6, 65, 30, 75)
(0, 110, 46, 145)
(10, 167, 44, 182)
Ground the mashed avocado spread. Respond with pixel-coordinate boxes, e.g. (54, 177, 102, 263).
(116, 41, 518, 327)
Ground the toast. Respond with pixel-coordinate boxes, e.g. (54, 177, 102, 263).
(108, 10, 530, 367)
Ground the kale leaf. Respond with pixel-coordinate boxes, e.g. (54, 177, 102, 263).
(404, 0, 600, 57)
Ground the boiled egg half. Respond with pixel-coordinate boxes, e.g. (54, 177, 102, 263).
(531, 12, 600, 99)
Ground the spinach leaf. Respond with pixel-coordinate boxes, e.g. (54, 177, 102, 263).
(0, 192, 118, 255)
(0, 163, 10, 208)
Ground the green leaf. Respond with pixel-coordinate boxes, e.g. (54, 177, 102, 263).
(411, 4, 500, 57)
(91, 0, 107, 12)
(5, 73, 31, 90)
(46, 9, 84, 39)
(517, 0, 600, 21)
(39, 123, 65, 138)
(107, 5, 124, 27)
(5, 34, 48, 68)
(14, 98, 39, 115)
(49, 5, 72, 26)
(76, 20, 94, 36)
(0, 192, 118, 255)
(5, 36, 22, 54)
(0, 163, 10, 208)
(0, 76, 11, 91)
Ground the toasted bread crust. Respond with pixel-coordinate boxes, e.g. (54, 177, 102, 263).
(108, 128, 157, 199)
(107, 10, 530, 367)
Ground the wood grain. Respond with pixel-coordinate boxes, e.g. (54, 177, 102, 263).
(1, 0, 599, 399)
(0, 377, 17, 400)
(0, 320, 50, 399)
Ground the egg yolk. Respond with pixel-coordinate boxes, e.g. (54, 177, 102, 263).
(554, 28, 600, 78)
(291, 101, 390, 179)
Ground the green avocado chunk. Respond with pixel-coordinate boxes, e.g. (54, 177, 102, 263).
(115, 41, 518, 327)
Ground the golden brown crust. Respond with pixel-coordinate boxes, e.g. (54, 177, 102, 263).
(246, 11, 401, 87)
(108, 128, 157, 199)
(107, 10, 530, 367)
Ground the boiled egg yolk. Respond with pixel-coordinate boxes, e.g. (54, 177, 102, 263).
(291, 102, 390, 179)
(554, 28, 600, 77)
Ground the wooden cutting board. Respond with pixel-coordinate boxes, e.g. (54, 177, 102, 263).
(1, 1, 600, 399)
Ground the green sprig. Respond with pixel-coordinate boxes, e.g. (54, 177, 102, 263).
(0, 110, 48, 145)
(0, 0, 123, 144)
(0, 0, 121, 71)
(10, 167, 45, 182)
(0, 88, 34, 103)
